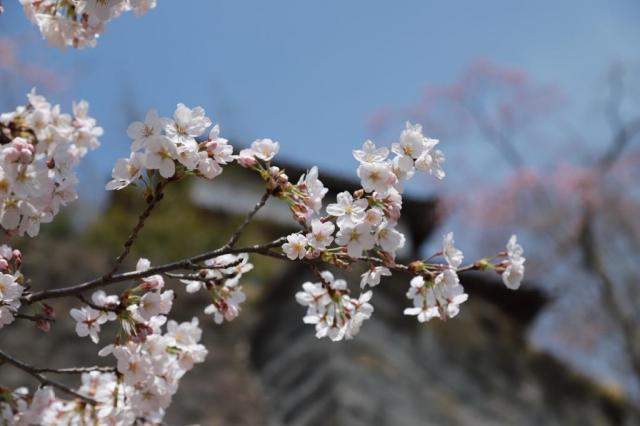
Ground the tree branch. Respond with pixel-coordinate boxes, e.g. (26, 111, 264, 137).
(0, 349, 97, 404)
(33, 365, 116, 374)
(224, 189, 271, 249)
(105, 180, 168, 277)
(23, 237, 287, 303)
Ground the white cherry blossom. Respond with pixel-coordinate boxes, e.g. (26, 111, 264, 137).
(360, 266, 391, 289)
(326, 191, 367, 228)
(70, 306, 107, 343)
(145, 137, 178, 178)
(250, 138, 280, 161)
(306, 219, 335, 250)
(442, 232, 464, 269)
(282, 233, 309, 260)
(336, 222, 375, 258)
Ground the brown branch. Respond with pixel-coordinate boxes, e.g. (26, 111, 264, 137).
(105, 180, 168, 278)
(224, 189, 271, 249)
(76, 294, 120, 313)
(14, 313, 55, 323)
(0, 349, 97, 404)
(23, 237, 287, 303)
(33, 365, 116, 375)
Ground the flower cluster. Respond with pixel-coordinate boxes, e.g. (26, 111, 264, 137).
(404, 233, 468, 322)
(0, 96, 527, 422)
(94, 318, 206, 422)
(237, 138, 280, 167)
(0, 245, 23, 328)
(20, 0, 156, 49)
(107, 104, 234, 190)
(279, 123, 446, 337)
(0, 386, 56, 425)
(180, 253, 252, 324)
(69, 258, 173, 344)
(282, 122, 524, 335)
(295, 271, 373, 341)
(60, 258, 206, 422)
(2, 317, 206, 424)
(0, 90, 102, 236)
(281, 122, 446, 267)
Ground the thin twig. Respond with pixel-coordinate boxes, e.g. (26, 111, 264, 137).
(14, 313, 55, 323)
(0, 349, 97, 404)
(106, 180, 168, 278)
(33, 365, 116, 374)
(23, 237, 287, 303)
(224, 189, 271, 249)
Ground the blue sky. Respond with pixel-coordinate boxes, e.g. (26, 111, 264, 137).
(2, 0, 639, 196)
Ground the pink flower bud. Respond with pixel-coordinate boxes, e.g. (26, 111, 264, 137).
(237, 149, 257, 168)
(12, 250, 22, 268)
(140, 274, 164, 290)
(36, 319, 51, 333)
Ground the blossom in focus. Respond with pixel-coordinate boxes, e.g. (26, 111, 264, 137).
(107, 104, 235, 190)
(306, 219, 335, 250)
(1, 90, 101, 236)
(250, 138, 280, 161)
(282, 233, 309, 260)
(69, 306, 107, 343)
(360, 266, 391, 289)
(296, 271, 374, 341)
(403, 269, 468, 323)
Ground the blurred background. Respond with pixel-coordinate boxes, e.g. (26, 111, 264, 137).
(1, 1, 640, 424)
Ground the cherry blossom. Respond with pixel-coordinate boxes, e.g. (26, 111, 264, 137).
(326, 191, 367, 228)
(360, 266, 391, 289)
(0, 90, 102, 236)
(502, 235, 526, 290)
(295, 271, 374, 341)
(69, 306, 107, 343)
(283, 233, 309, 260)
(20, 0, 157, 49)
(442, 232, 464, 269)
(107, 104, 235, 190)
(306, 219, 335, 250)
(180, 253, 252, 324)
(336, 222, 376, 258)
(0, 97, 527, 422)
(404, 269, 468, 323)
(250, 138, 280, 161)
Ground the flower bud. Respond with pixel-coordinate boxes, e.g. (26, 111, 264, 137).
(237, 149, 257, 168)
(12, 250, 22, 268)
(36, 319, 51, 333)
(409, 260, 425, 273)
(269, 166, 281, 177)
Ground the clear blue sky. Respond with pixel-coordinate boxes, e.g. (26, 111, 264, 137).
(2, 0, 639, 195)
